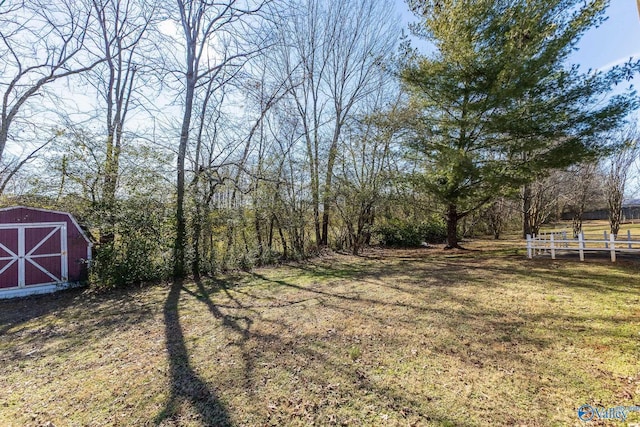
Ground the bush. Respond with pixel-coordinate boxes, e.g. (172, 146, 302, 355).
(418, 220, 449, 244)
(374, 219, 448, 247)
(89, 199, 172, 287)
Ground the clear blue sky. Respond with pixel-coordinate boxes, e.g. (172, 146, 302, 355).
(394, 0, 640, 73)
(571, 0, 640, 72)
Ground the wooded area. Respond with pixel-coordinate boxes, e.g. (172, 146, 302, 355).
(1, 0, 639, 285)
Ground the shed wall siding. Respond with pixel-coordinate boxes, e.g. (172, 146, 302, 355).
(0, 207, 91, 292)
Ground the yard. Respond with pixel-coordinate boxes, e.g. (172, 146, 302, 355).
(1, 243, 639, 426)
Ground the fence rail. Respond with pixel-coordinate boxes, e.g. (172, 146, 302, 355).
(526, 230, 640, 262)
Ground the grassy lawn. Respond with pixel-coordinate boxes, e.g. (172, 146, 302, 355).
(1, 243, 639, 426)
(541, 220, 640, 239)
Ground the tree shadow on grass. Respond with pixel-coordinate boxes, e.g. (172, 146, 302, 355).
(0, 287, 87, 336)
(154, 279, 232, 426)
(189, 276, 475, 426)
(0, 285, 160, 361)
(150, 253, 639, 426)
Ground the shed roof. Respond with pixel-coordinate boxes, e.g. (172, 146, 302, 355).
(0, 206, 93, 244)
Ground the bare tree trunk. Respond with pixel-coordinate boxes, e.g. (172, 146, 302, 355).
(604, 126, 639, 236)
(445, 203, 460, 249)
(485, 198, 507, 240)
(608, 191, 624, 236)
(174, 76, 195, 277)
(91, 0, 149, 244)
(312, 167, 322, 245)
(191, 200, 203, 278)
(275, 215, 288, 259)
(522, 183, 532, 238)
(268, 214, 275, 251)
(254, 204, 264, 263)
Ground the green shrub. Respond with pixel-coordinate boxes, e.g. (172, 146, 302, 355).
(417, 221, 449, 244)
(89, 199, 172, 287)
(374, 219, 448, 247)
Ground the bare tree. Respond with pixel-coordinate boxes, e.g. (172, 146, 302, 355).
(0, 130, 64, 195)
(279, 0, 398, 247)
(188, 81, 230, 276)
(235, 60, 295, 265)
(604, 126, 640, 236)
(562, 162, 603, 237)
(262, 100, 311, 258)
(86, 0, 158, 243)
(166, 0, 268, 277)
(0, 0, 103, 191)
(334, 122, 393, 254)
(482, 197, 521, 240)
(333, 86, 402, 254)
(521, 171, 564, 236)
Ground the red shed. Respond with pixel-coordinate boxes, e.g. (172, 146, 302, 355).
(0, 206, 92, 298)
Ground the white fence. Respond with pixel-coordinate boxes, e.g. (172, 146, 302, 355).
(526, 230, 640, 262)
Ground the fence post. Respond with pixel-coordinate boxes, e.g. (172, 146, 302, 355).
(628, 229, 632, 249)
(579, 232, 585, 261)
(562, 230, 568, 248)
(550, 233, 556, 259)
(526, 234, 532, 259)
(610, 234, 616, 262)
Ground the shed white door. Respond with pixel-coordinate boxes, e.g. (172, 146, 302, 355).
(0, 223, 68, 288)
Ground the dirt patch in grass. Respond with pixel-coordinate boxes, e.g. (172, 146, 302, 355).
(1, 243, 639, 426)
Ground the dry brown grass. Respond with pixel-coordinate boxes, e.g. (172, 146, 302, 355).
(541, 220, 640, 239)
(1, 242, 639, 426)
